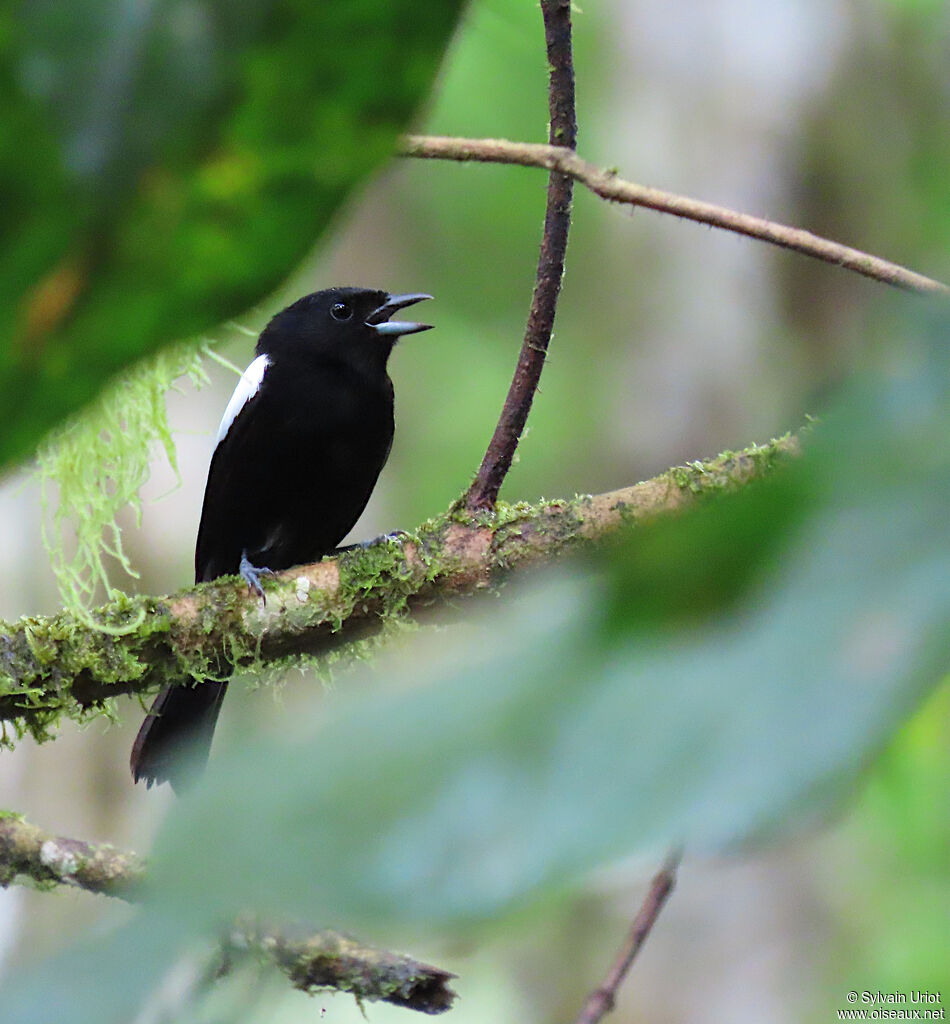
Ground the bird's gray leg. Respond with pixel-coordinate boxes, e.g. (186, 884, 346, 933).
(240, 549, 276, 604)
(332, 531, 409, 555)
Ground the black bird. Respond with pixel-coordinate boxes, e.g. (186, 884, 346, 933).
(130, 287, 432, 790)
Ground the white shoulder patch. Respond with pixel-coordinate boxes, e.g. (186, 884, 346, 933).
(215, 353, 270, 445)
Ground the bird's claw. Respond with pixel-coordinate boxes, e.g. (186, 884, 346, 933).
(364, 529, 409, 549)
(240, 550, 275, 604)
(335, 530, 408, 555)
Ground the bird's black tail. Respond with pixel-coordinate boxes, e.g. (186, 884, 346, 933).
(130, 681, 228, 792)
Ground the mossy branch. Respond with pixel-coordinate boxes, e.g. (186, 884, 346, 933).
(0, 813, 456, 1014)
(0, 436, 798, 745)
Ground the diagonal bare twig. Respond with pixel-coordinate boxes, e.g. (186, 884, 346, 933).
(399, 135, 950, 297)
(464, 0, 579, 512)
(573, 848, 683, 1024)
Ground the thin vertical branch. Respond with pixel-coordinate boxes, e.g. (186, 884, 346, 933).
(573, 848, 682, 1024)
(464, 0, 577, 511)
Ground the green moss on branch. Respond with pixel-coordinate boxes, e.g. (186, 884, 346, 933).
(0, 435, 798, 745)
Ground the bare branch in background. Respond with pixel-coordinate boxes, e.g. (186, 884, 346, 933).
(573, 849, 683, 1024)
(400, 135, 950, 297)
(464, 0, 579, 511)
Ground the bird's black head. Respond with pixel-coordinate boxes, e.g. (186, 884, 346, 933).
(257, 287, 432, 373)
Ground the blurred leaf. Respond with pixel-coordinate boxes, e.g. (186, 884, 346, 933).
(2, 914, 185, 1024)
(141, 301, 950, 933)
(601, 457, 812, 632)
(0, 0, 464, 470)
(819, 682, 950, 999)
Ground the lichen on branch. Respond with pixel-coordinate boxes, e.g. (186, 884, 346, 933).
(0, 811, 145, 898)
(37, 343, 211, 618)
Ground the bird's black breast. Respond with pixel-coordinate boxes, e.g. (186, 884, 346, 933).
(195, 356, 395, 583)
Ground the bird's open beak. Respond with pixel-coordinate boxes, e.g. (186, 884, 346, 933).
(366, 293, 433, 337)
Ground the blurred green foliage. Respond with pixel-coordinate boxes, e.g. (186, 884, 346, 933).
(0, 0, 464, 471)
(820, 682, 950, 1011)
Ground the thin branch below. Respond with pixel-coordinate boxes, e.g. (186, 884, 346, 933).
(573, 848, 682, 1024)
(0, 436, 798, 742)
(399, 135, 950, 296)
(0, 813, 457, 1014)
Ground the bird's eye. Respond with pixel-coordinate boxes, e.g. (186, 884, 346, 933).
(330, 301, 353, 321)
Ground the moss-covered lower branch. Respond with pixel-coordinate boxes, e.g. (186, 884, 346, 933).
(0, 812, 456, 1013)
(220, 919, 456, 1014)
(0, 436, 797, 744)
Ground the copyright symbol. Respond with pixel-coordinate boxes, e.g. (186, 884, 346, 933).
(847, 992, 858, 1003)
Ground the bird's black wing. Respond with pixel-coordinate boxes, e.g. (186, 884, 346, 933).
(194, 356, 277, 583)
(132, 361, 272, 790)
